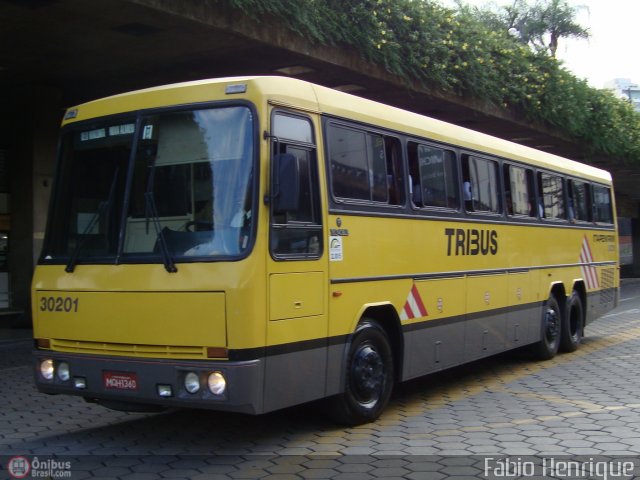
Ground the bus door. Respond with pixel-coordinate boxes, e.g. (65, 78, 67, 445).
(264, 109, 328, 412)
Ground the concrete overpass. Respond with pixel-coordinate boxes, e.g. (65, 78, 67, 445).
(1, 0, 638, 323)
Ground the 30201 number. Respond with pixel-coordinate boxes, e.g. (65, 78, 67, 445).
(39, 296, 79, 313)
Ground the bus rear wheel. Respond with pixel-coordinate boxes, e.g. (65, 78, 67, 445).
(560, 291, 584, 352)
(329, 320, 394, 426)
(532, 294, 561, 360)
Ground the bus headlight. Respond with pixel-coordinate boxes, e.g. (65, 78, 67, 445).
(57, 362, 70, 381)
(40, 359, 54, 380)
(184, 372, 200, 394)
(207, 371, 226, 395)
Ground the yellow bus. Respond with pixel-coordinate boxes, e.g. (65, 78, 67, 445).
(33, 76, 619, 424)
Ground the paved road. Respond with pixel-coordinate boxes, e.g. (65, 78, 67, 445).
(3, 282, 640, 478)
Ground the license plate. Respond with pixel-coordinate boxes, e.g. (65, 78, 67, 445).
(103, 371, 138, 391)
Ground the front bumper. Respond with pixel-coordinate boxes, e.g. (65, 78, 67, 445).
(33, 350, 264, 414)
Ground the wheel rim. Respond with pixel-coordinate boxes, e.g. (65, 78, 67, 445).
(569, 303, 581, 340)
(350, 343, 385, 407)
(544, 306, 560, 344)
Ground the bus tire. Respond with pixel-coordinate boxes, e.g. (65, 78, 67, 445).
(532, 294, 561, 360)
(560, 291, 584, 352)
(329, 320, 394, 426)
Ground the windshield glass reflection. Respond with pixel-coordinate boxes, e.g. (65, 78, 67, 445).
(42, 106, 255, 265)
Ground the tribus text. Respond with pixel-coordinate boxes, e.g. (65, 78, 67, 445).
(445, 228, 498, 256)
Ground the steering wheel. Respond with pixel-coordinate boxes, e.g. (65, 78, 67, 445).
(185, 221, 214, 232)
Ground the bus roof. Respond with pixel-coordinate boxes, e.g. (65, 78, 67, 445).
(63, 76, 612, 184)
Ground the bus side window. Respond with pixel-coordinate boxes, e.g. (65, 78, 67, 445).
(593, 184, 613, 224)
(384, 136, 404, 206)
(463, 154, 499, 214)
(328, 124, 401, 206)
(538, 172, 565, 220)
(407, 142, 421, 206)
(504, 164, 535, 217)
(408, 142, 459, 209)
(461, 158, 473, 211)
(568, 179, 591, 222)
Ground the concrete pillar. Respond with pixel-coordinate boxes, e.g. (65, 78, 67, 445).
(32, 89, 61, 266)
(5, 86, 61, 326)
(9, 97, 34, 324)
(632, 217, 640, 278)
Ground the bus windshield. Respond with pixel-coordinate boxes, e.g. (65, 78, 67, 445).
(42, 106, 255, 266)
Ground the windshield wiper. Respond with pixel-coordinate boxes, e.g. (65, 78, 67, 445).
(144, 191, 177, 273)
(65, 167, 119, 273)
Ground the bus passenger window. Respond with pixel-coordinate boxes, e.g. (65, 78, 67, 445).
(408, 142, 458, 209)
(369, 135, 388, 203)
(593, 185, 613, 224)
(329, 126, 369, 201)
(504, 164, 535, 217)
(463, 155, 499, 214)
(384, 136, 404, 206)
(328, 125, 400, 205)
(568, 179, 590, 222)
(538, 172, 565, 220)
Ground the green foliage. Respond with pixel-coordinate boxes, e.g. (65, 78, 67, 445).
(219, 0, 640, 164)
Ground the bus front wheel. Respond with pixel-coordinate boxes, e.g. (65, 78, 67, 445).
(560, 291, 584, 352)
(329, 320, 394, 426)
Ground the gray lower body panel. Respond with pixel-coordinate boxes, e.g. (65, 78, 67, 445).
(403, 303, 543, 382)
(263, 347, 328, 412)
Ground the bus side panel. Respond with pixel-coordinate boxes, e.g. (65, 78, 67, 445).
(263, 346, 328, 413)
(464, 273, 508, 361)
(404, 320, 465, 381)
(506, 271, 539, 348)
(326, 342, 346, 397)
(263, 275, 329, 412)
(586, 265, 618, 324)
(403, 277, 466, 380)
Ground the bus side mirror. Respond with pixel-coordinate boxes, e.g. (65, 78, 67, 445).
(272, 153, 300, 213)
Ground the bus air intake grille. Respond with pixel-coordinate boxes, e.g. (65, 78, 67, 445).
(51, 339, 207, 359)
(599, 267, 616, 308)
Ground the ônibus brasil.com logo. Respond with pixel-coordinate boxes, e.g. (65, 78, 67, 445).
(6, 456, 72, 478)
